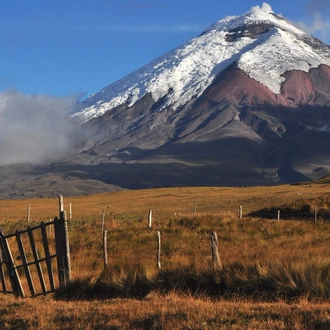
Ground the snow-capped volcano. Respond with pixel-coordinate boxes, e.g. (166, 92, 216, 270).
(72, 3, 330, 124)
(22, 3, 327, 194)
(3, 3, 330, 199)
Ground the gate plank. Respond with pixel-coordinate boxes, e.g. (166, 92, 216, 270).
(40, 222, 55, 292)
(0, 248, 7, 293)
(27, 227, 47, 295)
(0, 231, 25, 297)
(16, 231, 36, 296)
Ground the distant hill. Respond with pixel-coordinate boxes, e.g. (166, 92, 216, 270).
(311, 175, 330, 184)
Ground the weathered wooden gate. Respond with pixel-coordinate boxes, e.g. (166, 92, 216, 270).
(0, 204, 71, 297)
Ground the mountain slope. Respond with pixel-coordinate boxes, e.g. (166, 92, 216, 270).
(72, 4, 330, 124)
(61, 3, 330, 190)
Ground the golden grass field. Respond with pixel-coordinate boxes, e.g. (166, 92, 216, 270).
(0, 182, 326, 221)
(1, 183, 330, 329)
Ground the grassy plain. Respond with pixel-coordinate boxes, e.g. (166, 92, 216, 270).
(1, 183, 330, 328)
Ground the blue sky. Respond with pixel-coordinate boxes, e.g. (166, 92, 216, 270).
(1, 0, 330, 99)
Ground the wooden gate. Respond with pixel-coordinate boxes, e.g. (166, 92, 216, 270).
(0, 205, 71, 297)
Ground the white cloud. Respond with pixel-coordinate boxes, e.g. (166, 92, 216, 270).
(66, 23, 205, 34)
(0, 90, 82, 166)
(132, 24, 205, 33)
(251, 2, 273, 14)
(294, 12, 330, 43)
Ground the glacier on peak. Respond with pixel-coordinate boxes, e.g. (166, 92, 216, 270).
(72, 3, 330, 124)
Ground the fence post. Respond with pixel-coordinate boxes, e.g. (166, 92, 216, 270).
(69, 203, 72, 220)
(210, 231, 222, 271)
(27, 206, 31, 222)
(277, 210, 280, 221)
(103, 230, 108, 268)
(55, 197, 71, 288)
(194, 200, 197, 217)
(239, 205, 243, 219)
(59, 195, 64, 214)
(101, 209, 105, 234)
(315, 203, 317, 222)
(148, 210, 152, 228)
(157, 231, 161, 270)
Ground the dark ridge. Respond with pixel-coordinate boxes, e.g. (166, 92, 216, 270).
(226, 23, 275, 41)
(299, 34, 330, 51)
(311, 174, 330, 184)
(198, 30, 208, 37)
(270, 13, 286, 21)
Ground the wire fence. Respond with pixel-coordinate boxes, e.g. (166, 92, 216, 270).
(248, 206, 330, 221)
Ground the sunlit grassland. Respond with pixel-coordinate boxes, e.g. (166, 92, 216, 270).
(0, 183, 327, 221)
(1, 183, 330, 328)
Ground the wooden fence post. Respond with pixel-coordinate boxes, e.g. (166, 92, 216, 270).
(239, 205, 243, 219)
(148, 210, 152, 228)
(103, 230, 108, 268)
(59, 195, 64, 215)
(315, 203, 317, 222)
(27, 206, 31, 222)
(210, 231, 222, 271)
(157, 231, 161, 270)
(194, 200, 197, 217)
(55, 202, 71, 287)
(101, 209, 105, 234)
(69, 203, 72, 220)
(277, 210, 280, 221)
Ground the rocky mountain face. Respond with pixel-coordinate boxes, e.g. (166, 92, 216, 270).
(66, 63, 330, 189)
(2, 3, 330, 198)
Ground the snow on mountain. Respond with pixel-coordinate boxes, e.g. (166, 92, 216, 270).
(72, 3, 330, 124)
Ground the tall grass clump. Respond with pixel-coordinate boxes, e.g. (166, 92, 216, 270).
(56, 263, 153, 300)
(219, 260, 330, 300)
(56, 259, 330, 302)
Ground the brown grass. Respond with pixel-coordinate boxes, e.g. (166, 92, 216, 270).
(0, 183, 330, 328)
(0, 183, 325, 221)
(1, 293, 330, 329)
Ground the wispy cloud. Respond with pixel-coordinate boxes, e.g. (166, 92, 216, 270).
(0, 90, 83, 166)
(66, 23, 205, 34)
(110, 24, 205, 33)
(293, 0, 330, 43)
(306, 13, 330, 42)
(293, 12, 330, 44)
